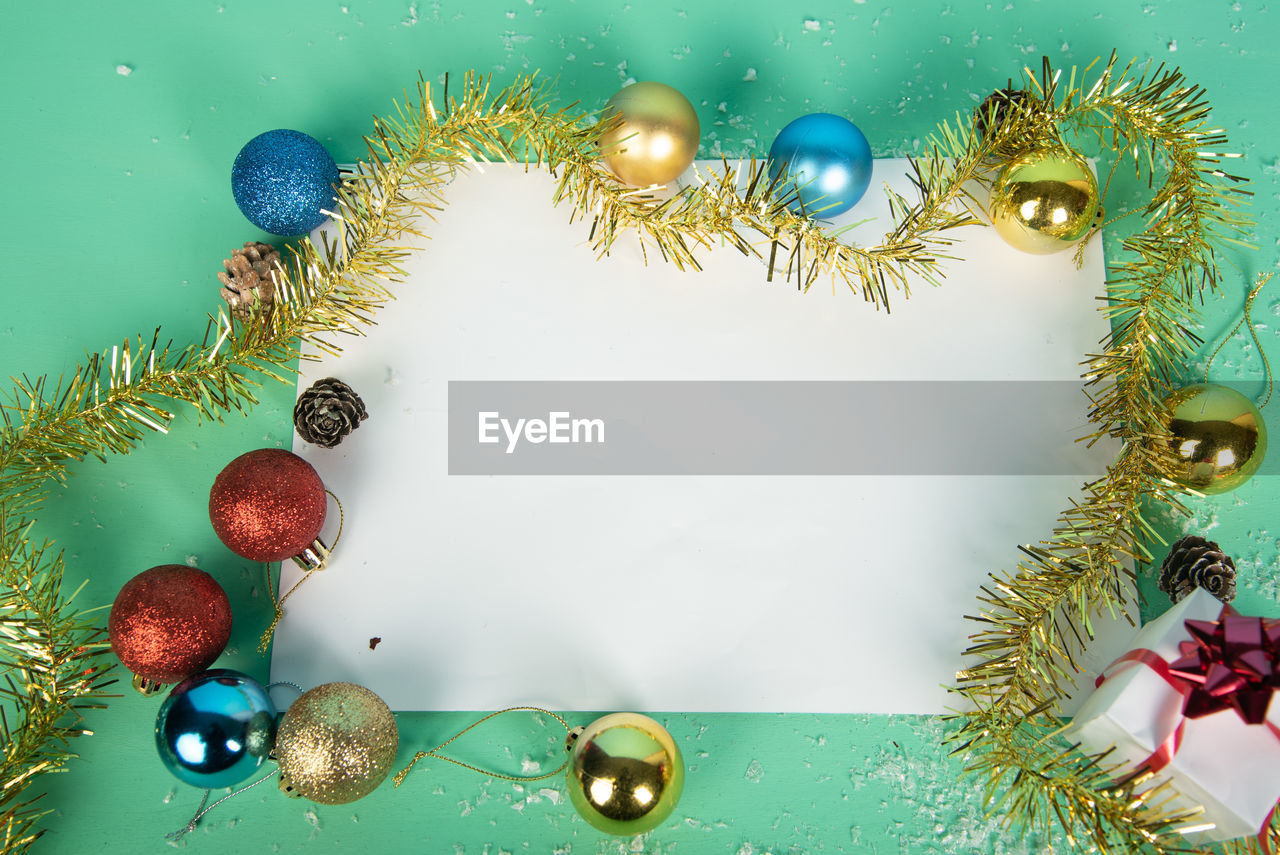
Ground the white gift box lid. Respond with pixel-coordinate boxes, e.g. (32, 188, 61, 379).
(1068, 588, 1280, 842)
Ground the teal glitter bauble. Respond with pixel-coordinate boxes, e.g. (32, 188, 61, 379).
(231, 129, 339, 236)
(156, 669, 277, 789)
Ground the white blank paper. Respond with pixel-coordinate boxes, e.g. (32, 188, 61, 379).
(270, 160, 1128, 713)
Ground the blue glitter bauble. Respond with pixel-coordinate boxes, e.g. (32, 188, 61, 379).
(231, 129, 339, 236)
(156, 669, 277, 789)
(766, 114, 873, 218)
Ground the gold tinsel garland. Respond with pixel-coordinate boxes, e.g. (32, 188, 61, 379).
(0, 56, 1259, 853)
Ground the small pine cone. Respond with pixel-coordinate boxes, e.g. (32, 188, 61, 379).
(218, 241, 281, 320)
(1157, 535, 1237, 604)
(973, 86, 1030, 138)
(294, 378, 368, 449)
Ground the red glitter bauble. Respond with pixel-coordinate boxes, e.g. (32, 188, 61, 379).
(108, 565, 233, 684)
(209, 448, 327, 562)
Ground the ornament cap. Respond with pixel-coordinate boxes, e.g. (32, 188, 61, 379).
(278, 773, 301, 798)
(565, 725, 585, 753)
(292, 537, 331, 571)
(132, 673, 166, 696)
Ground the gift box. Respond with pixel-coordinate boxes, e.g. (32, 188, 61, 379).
(1067, 588, 1280, 843)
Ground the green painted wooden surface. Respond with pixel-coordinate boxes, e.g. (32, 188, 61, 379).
(1, 0, 1278, 851)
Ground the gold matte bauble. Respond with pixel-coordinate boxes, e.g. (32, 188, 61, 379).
(566, 712, 684, 835)
(1160, 383, 1267, 494)
(988, 148, 1099, 254)
(274, 682, 399, 805)
(599, 81, 700, 187)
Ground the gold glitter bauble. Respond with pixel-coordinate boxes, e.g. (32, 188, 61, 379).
(1160, 383, 1267, 494)
(988, 148, 1099, 254)
(599, 81, 700, 187)
(566, 712, 684, 835)
(275, 682, 399, 805)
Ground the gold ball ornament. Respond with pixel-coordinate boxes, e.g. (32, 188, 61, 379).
(988, 148, 1099, 254)
(599, 81, 700, 187)
(1160, 383, 1267, 494)
(566, 713, 685, 835)
(274, 682, 399, 805)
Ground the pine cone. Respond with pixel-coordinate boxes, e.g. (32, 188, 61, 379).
(973, 85, 1029, 138)
(294, 378, 368, 448)
(218, 241, 281, 320)
(1157, 535, 1237, 604)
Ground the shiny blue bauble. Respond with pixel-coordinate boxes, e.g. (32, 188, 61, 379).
(156, 669, 278, 789)
(766, 113, 873, 218)
(231, 129, 339, 236)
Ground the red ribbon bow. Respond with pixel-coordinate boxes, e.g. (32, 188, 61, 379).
(1167, 605, 1280, 725)
(1097, 604, 1280, 728)
(1167, 604, 1280, 727)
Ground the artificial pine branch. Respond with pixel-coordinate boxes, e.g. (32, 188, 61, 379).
(0, 514, 115, 855)
(950, 710, 1208, 854)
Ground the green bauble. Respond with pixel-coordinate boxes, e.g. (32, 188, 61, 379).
(1161, 383, 1267, 494)
(988, 148, 1099, 254)
(566, 713, 684, 835)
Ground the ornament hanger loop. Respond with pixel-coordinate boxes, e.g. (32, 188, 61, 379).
(166, 769, 279, 841)
(258, 490, 346, 653)
(265, 680, 305, 710)
(393, 706, 573, 787)
(1204, 272, 1274, 409)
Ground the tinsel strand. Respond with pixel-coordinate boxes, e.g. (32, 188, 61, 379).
(948, 54, 1252, 853)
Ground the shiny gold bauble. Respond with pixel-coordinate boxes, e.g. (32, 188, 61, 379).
(566, 712, 684, 835)
(988, 148, 1099, 254)
(274, 682, 399, 805)
(1160, 383, 1267, 494)
(599, 81, 700, 187)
